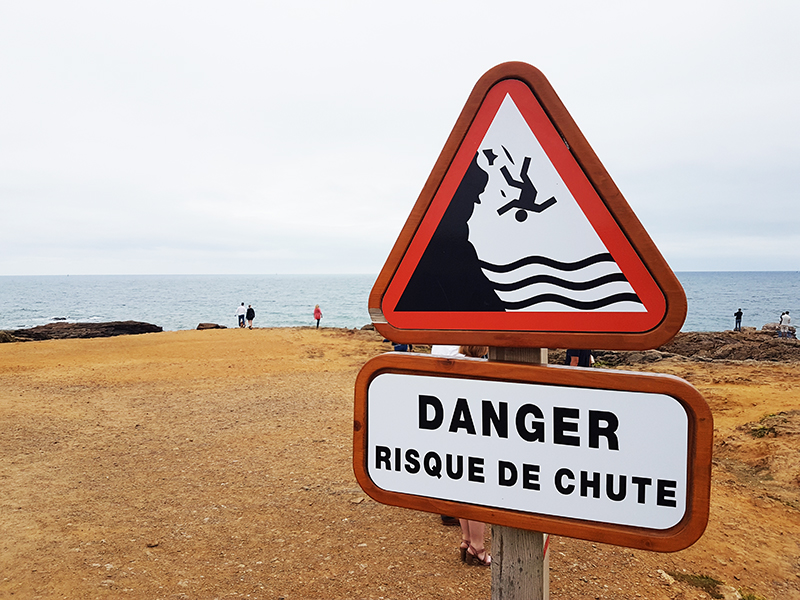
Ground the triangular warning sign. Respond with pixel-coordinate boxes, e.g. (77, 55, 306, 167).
(370, 62, 686, 350)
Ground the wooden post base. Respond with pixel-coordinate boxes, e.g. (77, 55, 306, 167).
(491, 527, 549, 600)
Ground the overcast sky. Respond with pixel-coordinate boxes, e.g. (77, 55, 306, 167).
(1, 1, 798, 275)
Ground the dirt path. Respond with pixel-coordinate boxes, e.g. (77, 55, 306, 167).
(1, 328, 798, 599)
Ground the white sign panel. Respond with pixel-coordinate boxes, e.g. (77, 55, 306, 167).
(366, 372, 688, 530)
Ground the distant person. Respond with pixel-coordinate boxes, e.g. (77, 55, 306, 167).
(456, 344, 491, 566)
(779, 311, 791, 338)
(236, 302, 246, 328)
(313, 305, 322, 329)
(565, 349, 594, 367)
(246, 304, 255, 329)
(734, 308, 743, 332)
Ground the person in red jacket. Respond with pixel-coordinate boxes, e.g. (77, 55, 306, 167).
(313, 305, 322, 329)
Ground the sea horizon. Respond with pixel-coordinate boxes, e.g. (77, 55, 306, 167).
(1, 271, 798, 334)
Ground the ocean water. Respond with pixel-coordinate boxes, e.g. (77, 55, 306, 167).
(678, 271, 798, 332)
(0, 274, 375, 332)
(0, 272, 797, 333)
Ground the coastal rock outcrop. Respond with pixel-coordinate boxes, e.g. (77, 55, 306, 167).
(8, 321, 162, 341)
(0, 331, 18, 343)
(762, 322, 796, 336)
(197, 323, 227, 330)
(659, 329, 800, 361)
(563, 328, 800, 366)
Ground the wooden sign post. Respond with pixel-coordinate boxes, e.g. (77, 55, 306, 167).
(489, 347, 549, 600)
(355, 61, 710, 600)
(491, 526, 548, 600)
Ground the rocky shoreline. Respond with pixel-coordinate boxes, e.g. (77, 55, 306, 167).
(3, 322, 800, 364)
(587, 328, 800, 366)
(0, 320, 162, 342)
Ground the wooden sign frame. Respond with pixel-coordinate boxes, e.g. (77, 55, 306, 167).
(353, 353, 712, 552)
(369, 62, 686, 350)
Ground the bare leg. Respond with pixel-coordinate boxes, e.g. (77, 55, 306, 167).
(458, 519, 470, 560)
(463, 520, 490, 565)
(465, 520, 486, 553)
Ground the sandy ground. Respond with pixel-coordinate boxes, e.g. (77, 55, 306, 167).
(1, 328, 799, 600)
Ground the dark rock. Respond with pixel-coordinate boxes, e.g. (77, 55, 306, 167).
(11, 321, 162, 341)
(660, 330, 800, 361)
(0, 331, 19, 343)
(361, 323, 375, 331)
(590, 349, 679, 367)
(550, 329, 800, 366)
(197, 323, 226, 330)
(762, 322, 796, 336)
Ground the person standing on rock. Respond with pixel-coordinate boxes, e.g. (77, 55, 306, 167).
(236, 302, 246, 328)
(246, 305, 256, 329)
(779, 311, 791, 338)
(734, 308, 743, 331)
(313, 305, 322, 329)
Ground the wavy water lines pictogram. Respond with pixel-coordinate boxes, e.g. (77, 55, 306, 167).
(477, 253, 644, 312)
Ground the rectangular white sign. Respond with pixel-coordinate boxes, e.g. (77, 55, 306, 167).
(366, 372, 688, 530)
